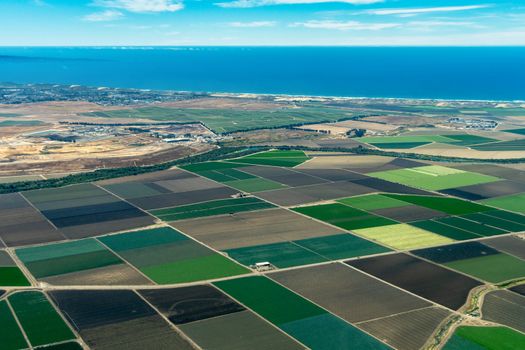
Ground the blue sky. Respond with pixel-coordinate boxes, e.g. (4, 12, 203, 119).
(1, 0, 524, 46)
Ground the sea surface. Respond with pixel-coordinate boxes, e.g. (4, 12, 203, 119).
(1, 47, 524, 101)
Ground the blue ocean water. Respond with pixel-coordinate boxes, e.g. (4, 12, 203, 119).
(0, 47, 524, 101)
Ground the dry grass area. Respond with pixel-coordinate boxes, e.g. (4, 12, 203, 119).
(365, 115, 446, 126)
(297, 154, 394, 169)
(160, 97, 284, 110)
(298, 120, 398, 135)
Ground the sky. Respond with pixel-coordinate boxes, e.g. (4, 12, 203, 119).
(1, 0, 524, 46)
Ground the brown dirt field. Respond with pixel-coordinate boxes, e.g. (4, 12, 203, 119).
(158, 97, 285, 110)
(296, 155, 394, 169)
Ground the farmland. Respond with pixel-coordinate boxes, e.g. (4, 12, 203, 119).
(2, 147, 525, 350)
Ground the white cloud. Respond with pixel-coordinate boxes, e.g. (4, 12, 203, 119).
(216, 0, 383, 8)
(93, 0, 184, 13)
(228, 21, 276, 27)
(291, 20, 399, 30)
(367, 5, 491, 16)
(83, 10, 124, 22)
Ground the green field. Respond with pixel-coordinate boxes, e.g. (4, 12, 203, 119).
(99, 227, 249, 284)
(481, 193, 525, 214)
(150, 197, 275, 221)
(83, 106, 352, 133)
(352, 224, 454, 250)
(293, 203, 398, 231)
(295, 233, 391, 260)
(0, 267, 30, 286)
(444, 253, 525, 283)
(436, 217, 507, 237)
(141, 254, 249, 284)
(472, 139, 525, 151)
(196, 168, 256, 182)
(229, 150, 310, 167)
(214, 276, 389, 350)
(441, 134, 499, 147)
(409, 220, 480, 241)
(180, 161, 243, 173)
(369, 166, 500, 191)
(224, 177, 287, 192)
(0, 120, 45, 127)
(444, 326, 525, 350)
(214, 276, 326, 325)
(369, 142, 431, 149)
(225, 241, 328, 268)
(0, 300, 28, 350)
(16, 239, 123, 278)
(504, 128, 525, 135)
(338, 194, 412, 211)
(9, 291, 75, 347)
(384, 194, 492, 215)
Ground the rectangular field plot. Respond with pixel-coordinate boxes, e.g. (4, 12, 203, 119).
(226, 241, 328, 268)
(337, 194, 412, 211)
(241, 165, 328, 187)
(0, 300, 28, 350)
(23, 184, 154, 238)
(440, 180, 525, 201)
(351, 224, 454, 250)
(0, 251, 30, 286)
(435, 216, 508, 236)
(444, 326, 525, 350)
(472, 139, 525, 151)
(0, 193, 66, 247)
(358, 307, 451, 350)
(481, 290, 525, 333)
(293, 203, 398, 231)
(16, 238, 150, 286)
(481, 193, 525, 213)
(223, 177, 288, 192)
(270, 263, 431, 324)
(150, 197, 275, 222)
(99, 227, 248, 284)
(9, 291, 76, 347)
(409, 220, 481, 241)
(172, 208, 342, 250)
(483, 235, 525, 260)
(372, 205, 448, 222)
(347, 253, 482, 310)
(49, 290, 194, 350)
(461, 211, 525, 232)
(384, 194, 492, 215)
(368, 165, 500, 191)
(413, 242, 525, 283)
(228, 150, 311, 167)
(257, 181, 375, 206)
(214, 276, 390, 350)
(139, 284, 303, 350)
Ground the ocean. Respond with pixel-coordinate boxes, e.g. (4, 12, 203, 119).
(0, 47, 524, 101)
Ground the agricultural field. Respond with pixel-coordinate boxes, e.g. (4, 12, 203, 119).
(2, 148, 525, 350)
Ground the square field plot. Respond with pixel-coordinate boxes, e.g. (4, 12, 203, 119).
(99, 227, 248, 284)
(172, 208, 342, 250)
(150, 197, 275, 222)
(351, 224, 454, 250)
(347, 253, 482, 310)
(413, 242, 525, 283)
(214, 276, 390, 350)
(293, 203, 398, 231)
(368, 165, 500, 191)
(49, 290, 195, 350)
(481, 290, 525, 333)
(16, 238, 150, 286)
(8, 291, 76, 347)
(0, 193, 66, 247)
(0, 251, 30, 286)
(270, 263, 431, 324)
